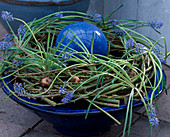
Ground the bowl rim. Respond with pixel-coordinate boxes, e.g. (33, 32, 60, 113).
(0, 0, 83, 6)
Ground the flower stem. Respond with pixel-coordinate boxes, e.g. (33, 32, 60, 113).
(85, 99, 121, 125)
(13, 17, 44, 63)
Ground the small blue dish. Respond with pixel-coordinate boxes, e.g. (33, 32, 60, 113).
(0, 69, 166, 136)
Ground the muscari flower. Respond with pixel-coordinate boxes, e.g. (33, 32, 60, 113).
(0, 42, 8, 50)
(107, 20, 125, 36)
(59, 82, 68, 94)
(1, 11, 14, 21)
(107, 19, 119, 26)
(109, 19, 119, 26)
(18, 24, 26, 38)
(86, 12, 102, 22)
(148, 21, 163, 29)
(112, 19, 119, 25)
(14, 83, 25, 96)
(148, 105, 159, 127)
(136, 43, 146, 54)
(53, 11, 63, 18)
(149, 117, 159, 127)
(113, 28, 125, 36)
(3, 34, 13, 42)
(13, 58, 24, 66)
(61, 91, 74, 103)
(152, 48, 166, 64)
(0, 41, 13, 50)
(126, 38, 134, 50)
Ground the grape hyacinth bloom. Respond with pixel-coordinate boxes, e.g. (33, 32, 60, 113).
(107, 19, 119, 26)
(0, 42, 8, 50)
(59, 82, 68, 94)
(108, 20, 125, 36)
(18, 24, 26, 38)
(1, 11, 14, 21)
(61, 91, 74, 103)
(0, 42, 13, 50)
(53, 11, 63, 18)
(13, 58, 24, 66)
(108, 19, 119, 26)
(86, 12, 102, 22)
(126, 38, 134, 50)
(152, 48, 166, 64)
(148, 21, 163, 29)
(14, 83, 25, 96)
(113, 28, 125, 36)
(136, 43, 146, 54)
(148, 105, 159, 127)
(112, 19, 119, 25)
(3, 34, 13, 42)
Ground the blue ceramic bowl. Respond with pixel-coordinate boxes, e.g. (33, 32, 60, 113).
(0, 0, 90, 32)
(0, 69, 166, 136)
(56, 22, 108, 56)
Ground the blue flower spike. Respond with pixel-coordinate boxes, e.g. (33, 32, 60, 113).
(1, 11, 14, 21)
(3, 34, 14, 42)
(126, 38, 134, 50)
(113, 28, 125, 36)
(148, 104, 159, 127)
(136, 43, 147, 55)
(107, 19, 119, 26)
(86, 12, 102, 22)
(107, 19, 125, 36)
(13, 58, 24, 66)
(14, 83, 25, 96)
(61, 91, 74, 103)
(148, 21, 163, 29)
(112, 19, 119, 26)
(0, 41, 13, 51)
(53, 11, 63, 18)
(0, 42, 8, 50)
(153, 48, 166, 64)
(59, 82, 68, 94)
(18, 24, 26, 38)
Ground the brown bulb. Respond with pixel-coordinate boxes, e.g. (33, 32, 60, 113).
(70, 76, 80, 83)
(41, 77, 52, 88)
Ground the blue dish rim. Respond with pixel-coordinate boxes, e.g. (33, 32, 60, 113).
(0, 69, 166, 115)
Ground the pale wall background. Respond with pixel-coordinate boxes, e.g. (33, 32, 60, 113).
(88, 0, 170, 65)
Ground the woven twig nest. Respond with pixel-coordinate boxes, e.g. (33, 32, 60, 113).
(0, 11, 167, 110)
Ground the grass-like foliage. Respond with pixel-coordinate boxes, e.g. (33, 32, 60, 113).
(0, 5, 169, 137)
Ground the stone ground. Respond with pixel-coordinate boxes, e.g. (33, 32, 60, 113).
(0, 23, 170, 137)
